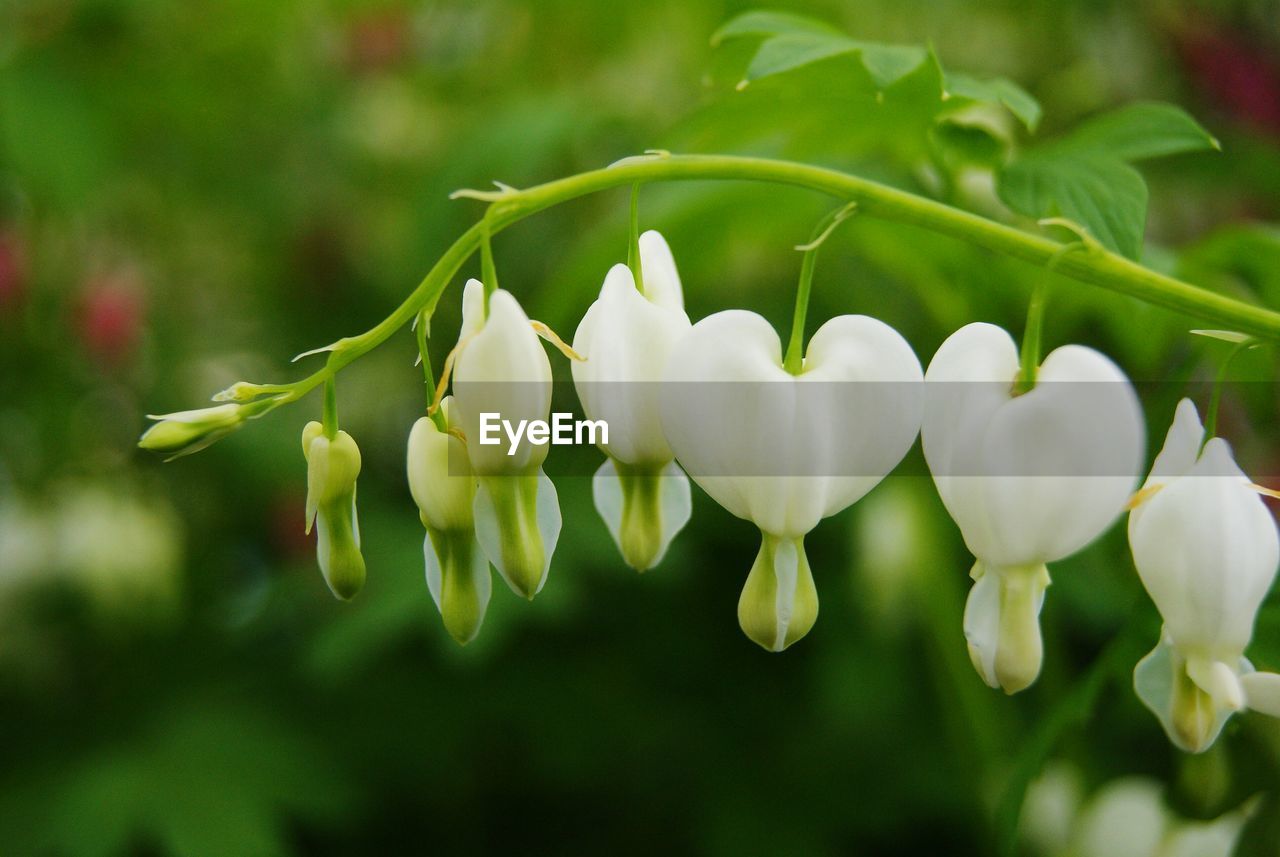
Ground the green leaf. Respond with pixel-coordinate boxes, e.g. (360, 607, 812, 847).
(996, 102, 1217, 259)
(738, 33, 929, 90)
(944, 72, 1042, 132)
(1061, 101, 1220, 160)
(711, 9, 843, 45)
(714, 11, 1041, 130)
(854, 42, 931, 89)
(741, 33, 861, 82)
(999, 152, 1148, 259)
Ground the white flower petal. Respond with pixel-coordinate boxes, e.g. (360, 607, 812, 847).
(1242, 670, 1280, 717)
(1129, 440, 1278, 656)
(637, 230, 685, 313)
(458, 278, 486, 340)
(407, 407, 475, 532)
(923, 323, 1143, 566)
(662, 309, 921, 537)
(453, 288, 554, 474)
(572, 263, 690, 464)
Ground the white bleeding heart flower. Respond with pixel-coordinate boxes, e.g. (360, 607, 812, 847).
(922, 322, 1144, 693)
(661, 309, 923, 651)
(302, 421, 366, 600)
(407, 397, 491, 645)
(450, 280, 561, 599)
(1129, 398, 1280, 753)
(572, 231, 693, 571)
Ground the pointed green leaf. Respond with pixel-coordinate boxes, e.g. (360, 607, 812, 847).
(852, 41, 929, 89)
(995, 102, 1216, 259)
(1061, 101, 1219, 161)
(711, 9, 843, 45)
(742, 33, 932, 90)
(742, 33, 860, 82)
(945, 72, 1042, 131)
(998, 152, 1148, 258)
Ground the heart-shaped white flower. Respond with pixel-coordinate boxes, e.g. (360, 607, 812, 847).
(661, 309, 923, 650)
(922, 322, 1144, 693)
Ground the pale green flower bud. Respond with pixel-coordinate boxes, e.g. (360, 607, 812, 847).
(302, 421, 365, 600)
(407, 401, 474, 532)
(139, 404, 245, 459)
(738, 534, 818, 652)
(964, 561, 1051, 694)
(407, 401, 491, 644)
(212, 381, 270, 403)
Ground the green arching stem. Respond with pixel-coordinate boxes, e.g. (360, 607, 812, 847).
(1201, 338, 1255, 450)
(1014, 280, 1049, 395)
(481, 216, 498, 315)
(322, 376, 338, 440)
(415, 309, 446, 432)
(258, 154, 1280, 410)
(628, 183, 645, 296)
(784, 203, 856, 375)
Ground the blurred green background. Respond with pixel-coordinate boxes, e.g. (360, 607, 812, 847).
(2, 0, 1280, 854)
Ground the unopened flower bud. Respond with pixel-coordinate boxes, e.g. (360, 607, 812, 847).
(139, 404, 245, 459)
(407, 399, 491, 644)
(302, 421, 366, 600)
(212, 381, 269, 403)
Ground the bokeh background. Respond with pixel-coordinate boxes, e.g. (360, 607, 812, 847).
(2, 0, 1280, 854)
